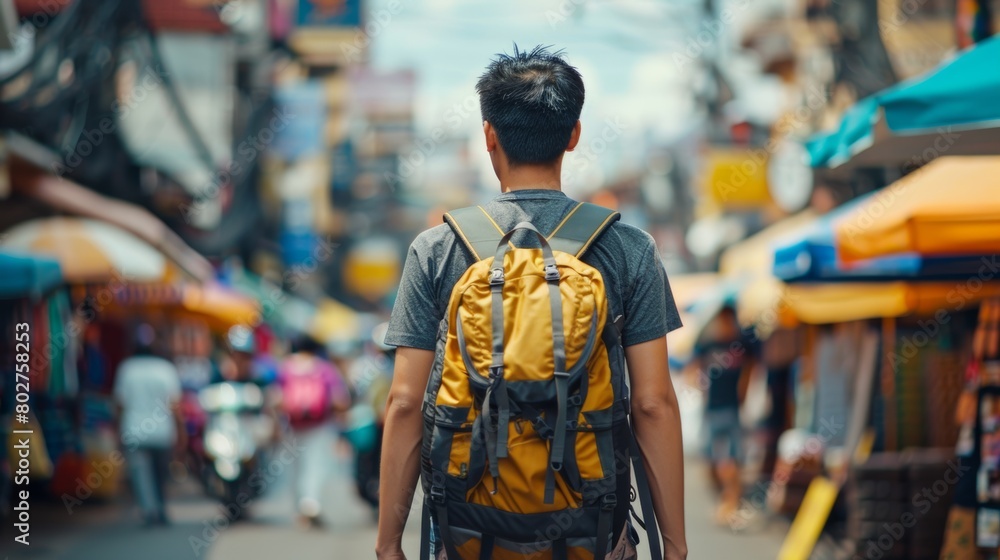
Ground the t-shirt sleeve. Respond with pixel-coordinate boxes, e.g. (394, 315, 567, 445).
(384, 239, 442, 351)
(621, 237, 683, 347)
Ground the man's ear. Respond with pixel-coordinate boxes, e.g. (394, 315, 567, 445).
(483, 121, 497, 152)
(566, 120, 582, 152)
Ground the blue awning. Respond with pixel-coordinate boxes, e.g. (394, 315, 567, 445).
(773, 193, 998, 282)
(0, 251, 63, 298)
(808, 35, 1000, 168)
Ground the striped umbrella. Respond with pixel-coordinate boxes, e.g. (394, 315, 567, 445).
(1, 217, 171, 284)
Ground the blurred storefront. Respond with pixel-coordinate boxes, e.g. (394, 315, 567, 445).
(688, 25, 1000, 556)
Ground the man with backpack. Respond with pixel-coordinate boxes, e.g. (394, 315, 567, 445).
(376, 46, 687, 560)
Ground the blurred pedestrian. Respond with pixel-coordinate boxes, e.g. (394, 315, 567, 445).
(693, 306, 756, 526)
(276, 335, 351, 528)
(114, 323, 184, 526)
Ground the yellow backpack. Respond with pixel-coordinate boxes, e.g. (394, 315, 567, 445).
(419, 203, 661, 560)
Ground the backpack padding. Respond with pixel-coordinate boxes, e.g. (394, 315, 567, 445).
(548, 202, 621, 257)
(443, 206, 506, 261)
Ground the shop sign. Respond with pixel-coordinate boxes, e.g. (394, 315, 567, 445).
(702, 148, 771, 208)
(297, 0, 361, 27)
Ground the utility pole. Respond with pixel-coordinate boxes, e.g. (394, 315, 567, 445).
(831, 0, 897, 98)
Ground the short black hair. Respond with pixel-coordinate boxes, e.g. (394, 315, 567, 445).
(476, 45, 585, 165)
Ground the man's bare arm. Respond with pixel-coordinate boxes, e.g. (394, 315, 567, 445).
(625, 337, 687, 560)
(376, 347, 435, 560)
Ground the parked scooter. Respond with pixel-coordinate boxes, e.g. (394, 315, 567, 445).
(197, 380, 273, 519)
(193, 327, 276, 519)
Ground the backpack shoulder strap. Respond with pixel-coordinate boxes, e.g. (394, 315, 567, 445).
(548, 202, 621, 258)
(443, 205, 506, 261)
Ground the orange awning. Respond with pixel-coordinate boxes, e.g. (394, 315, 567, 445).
(785, 281, 1000, 324)
(180, 283, 261, 333)
(835, 156, 1000, 262)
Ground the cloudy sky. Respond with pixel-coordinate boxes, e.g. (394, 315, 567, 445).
(364, 0, 785, 195)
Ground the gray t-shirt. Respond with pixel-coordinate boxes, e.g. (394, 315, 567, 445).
(385, 189, 682, 350)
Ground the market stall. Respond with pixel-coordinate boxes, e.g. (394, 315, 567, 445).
(807, 36, 1000, 171)
(0, 215, 264, 503)
(0, 250, 81, 503)
(767, 168, 1000, 558)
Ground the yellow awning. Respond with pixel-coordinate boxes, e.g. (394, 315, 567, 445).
(181, 283, 260, 333)
(785, 281, 1000, 324)
(2, 217, 176, 284)
(836, 156, 1000, 262)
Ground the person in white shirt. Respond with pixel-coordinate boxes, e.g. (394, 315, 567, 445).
(114, 324, 184, 526)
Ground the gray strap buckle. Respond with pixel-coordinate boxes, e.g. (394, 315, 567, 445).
(489, 268, 505, 286)
(544, 263, 560, 282)
(601, 494, 618, 511)
(429, 486, 446, 504)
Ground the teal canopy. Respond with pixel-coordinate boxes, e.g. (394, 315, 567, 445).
(0, 251, 63, 299)
(808, 35, 1000, 168)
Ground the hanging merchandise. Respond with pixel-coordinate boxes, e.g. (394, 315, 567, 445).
(5, 413, 53, 480)
(98, 322, 128, 394)
(79, 323, 109, 392)
(45, 290, 72, 397)
(971, 299, 1000, 555)
(957, 0, 994, 49)
(34, 394, 78, 471)
(30, 296, 50, 391)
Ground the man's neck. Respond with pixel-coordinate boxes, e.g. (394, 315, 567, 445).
(500, 164, 563, 193)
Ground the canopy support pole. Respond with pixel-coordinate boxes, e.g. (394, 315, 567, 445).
(880, 316, 898, 451)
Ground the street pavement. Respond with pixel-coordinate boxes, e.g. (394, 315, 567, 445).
(6, 452, 787, 560)
(7, 378, 788, 559)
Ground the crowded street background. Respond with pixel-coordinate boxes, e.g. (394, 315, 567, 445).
(1, 0, 1000, 559)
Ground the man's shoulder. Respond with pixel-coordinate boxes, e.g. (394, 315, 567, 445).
(602, 220, 656, 257)
(410, 223, 457, 255)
